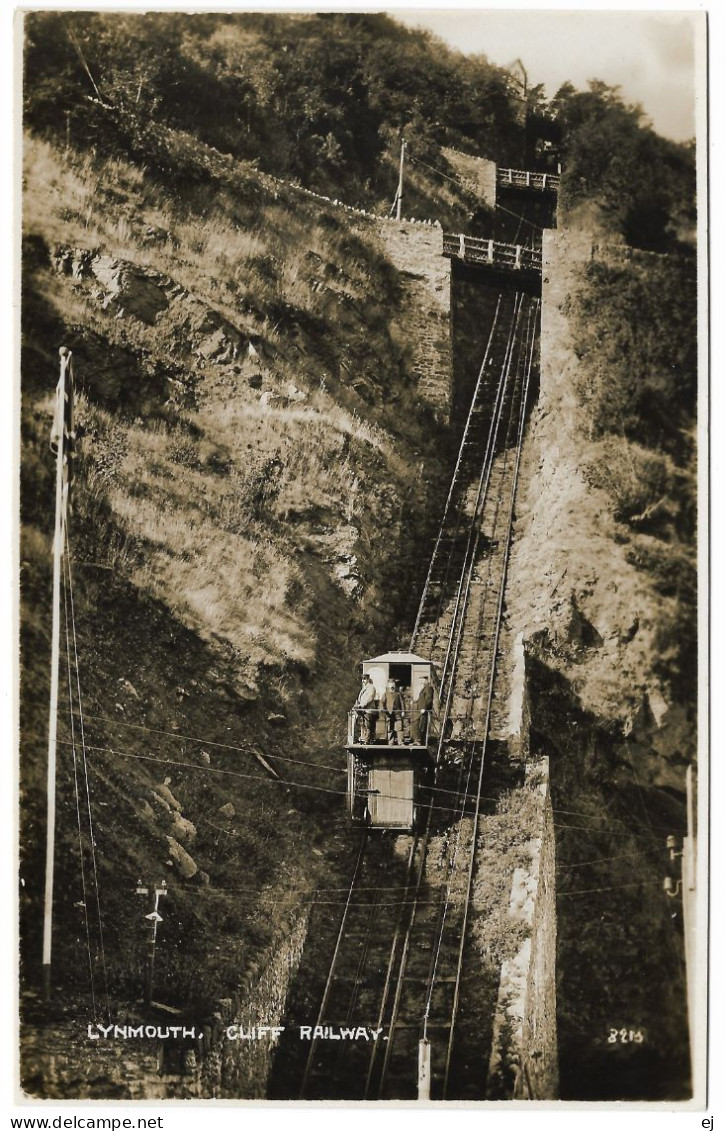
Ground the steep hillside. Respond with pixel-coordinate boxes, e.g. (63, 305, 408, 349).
(20, 11, 699, 1104)
(515, 240, 696, 761)
(22, 9, 529, 1087)
(23, 11, 524, 224)
(20, 129, 453, 1027)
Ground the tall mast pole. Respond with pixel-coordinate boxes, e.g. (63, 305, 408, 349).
(396, 138, 406, 222)
(682, 764, 697, 1083)
(42, 347, 71, 1000)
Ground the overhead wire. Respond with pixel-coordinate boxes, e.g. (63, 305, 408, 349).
(558, 879, 664, 897)
(65, 525, 111, 1020)
(188, 893, 467, 909)
(65, 739, 344, 795)
(552, 819, 668, 845)
(77, 711, 346, 776)
(60, 13, 107, 107)
(115, 852, 652, 894)
(61, 550, 97, 1021)
(495, 200, 545, 233)
(555, 851, 645, 870)
(407, 145, 548, 238)
(407, 153, 467, 190)
(66, 740, 483, 818)
(62, 737, 676, 839)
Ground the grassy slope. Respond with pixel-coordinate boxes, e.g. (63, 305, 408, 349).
(20, 134, 449, 1014)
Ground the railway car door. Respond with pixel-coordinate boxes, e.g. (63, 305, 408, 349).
(368, 767, 415, 829)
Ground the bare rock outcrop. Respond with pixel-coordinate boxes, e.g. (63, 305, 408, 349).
(165, 836, 198, 879)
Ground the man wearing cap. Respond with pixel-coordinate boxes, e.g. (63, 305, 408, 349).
(411, 676, 434, 745)
(354, 674, 376, 743)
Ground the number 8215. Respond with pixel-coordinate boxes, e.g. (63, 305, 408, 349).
(608, 1028, 645, 1044)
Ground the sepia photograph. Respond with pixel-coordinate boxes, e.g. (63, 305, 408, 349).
(15, 3, 707, 1108)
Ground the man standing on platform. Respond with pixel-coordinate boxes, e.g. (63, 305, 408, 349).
(354, 674, 376, 743)
(411, 675, 434, 745)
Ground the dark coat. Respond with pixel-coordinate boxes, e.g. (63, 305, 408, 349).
(380, 690, 404, 715)
(415, 683, 434, 711)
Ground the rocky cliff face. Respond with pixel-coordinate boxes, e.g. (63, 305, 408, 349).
(496, 228, 695, 1099)
(513, 230, 696, 787)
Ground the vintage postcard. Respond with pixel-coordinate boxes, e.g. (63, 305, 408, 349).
(14, 3, 708, 1113)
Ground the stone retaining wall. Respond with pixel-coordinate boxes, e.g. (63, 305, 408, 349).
(486, 753, 558, 1099)
(21, 909, 309, 1100)
(485, 634, 558, 1100)
(375, 222, 452, 424)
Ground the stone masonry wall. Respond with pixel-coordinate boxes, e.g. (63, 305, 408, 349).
(198, 908, 309, 1098)
(517, 766, 558, 1099)
(21, 909, 309, 1100)
(375, 222, 452, 424)
(486, 755, 558, 1100)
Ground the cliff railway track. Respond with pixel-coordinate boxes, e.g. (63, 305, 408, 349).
(267, 170, 551, 1101)
(269, 283, 540, 1100)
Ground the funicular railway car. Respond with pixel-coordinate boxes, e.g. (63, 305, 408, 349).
(346, 651, 440, 831)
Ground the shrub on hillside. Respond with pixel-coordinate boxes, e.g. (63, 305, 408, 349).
(23, 11, 521, 211)
(550, 80, 695, 252)
(582, 438, 681, 533)
(571, 257, 697, 471)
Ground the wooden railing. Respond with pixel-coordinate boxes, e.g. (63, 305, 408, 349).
(442, 233, 542, 274)
(497, 168, 560, 192)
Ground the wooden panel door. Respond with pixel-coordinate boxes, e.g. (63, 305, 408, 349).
(368, 767, 414, 828)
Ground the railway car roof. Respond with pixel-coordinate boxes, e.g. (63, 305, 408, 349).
(365, 651, 431, 665)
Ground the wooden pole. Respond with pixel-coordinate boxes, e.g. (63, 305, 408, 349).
(42, 348, 70, 999)
(682, 765, 697, 1083)
(396, 139, 405, 222)
(417, 1038, 431, 1100)
(137, 881, 167, 1008)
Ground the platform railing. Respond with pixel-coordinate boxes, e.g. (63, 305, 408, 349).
(347, 708, 432, 747)
(442, 233, 542, 273)
(497, 167, 561, 192)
